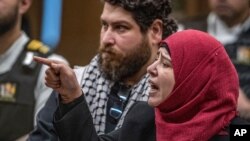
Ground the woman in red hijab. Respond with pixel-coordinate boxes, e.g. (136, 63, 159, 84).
(147, 29, 239, 141)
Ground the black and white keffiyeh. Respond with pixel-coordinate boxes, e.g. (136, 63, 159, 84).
(74, 55, 150, 134)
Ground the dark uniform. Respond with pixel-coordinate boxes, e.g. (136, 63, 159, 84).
(0, 40, 51, 141)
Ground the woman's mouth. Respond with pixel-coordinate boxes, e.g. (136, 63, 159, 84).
(149, 80, 159, 96)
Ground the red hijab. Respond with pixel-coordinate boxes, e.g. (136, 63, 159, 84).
(155, 30, 239, 141)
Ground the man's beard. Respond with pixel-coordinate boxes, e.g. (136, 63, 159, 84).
(0, 5, 18, 36)
(98, 37, 151, 82)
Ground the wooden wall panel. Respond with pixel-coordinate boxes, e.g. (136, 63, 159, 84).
(173, 0, 210, 20)
(56, 0, 102, 66)
(27, 0, 102, 66)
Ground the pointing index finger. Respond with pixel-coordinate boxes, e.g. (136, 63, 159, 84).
(33, 56, 53, 67)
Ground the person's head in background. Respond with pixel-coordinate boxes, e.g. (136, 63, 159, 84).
(98, 0, 177, 84)
(147, 30, 239, 140)
(0, 0, 31, 53)
(208, 0, 250, 27)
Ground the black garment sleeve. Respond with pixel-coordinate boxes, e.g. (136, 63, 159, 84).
(27, 91, 59, 141)
(115, 102, 155, 141)
(57, 93, 85, 118)
(53, 98, 155, 141)
(54, 94, 116, 141)
(53, 99, 155, 141)
(209, 116, 250, 141)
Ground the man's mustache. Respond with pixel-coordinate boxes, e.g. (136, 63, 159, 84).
(99, 45, 116, 55)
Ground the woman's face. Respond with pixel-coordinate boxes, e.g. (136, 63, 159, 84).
(147, 47, 175, 107)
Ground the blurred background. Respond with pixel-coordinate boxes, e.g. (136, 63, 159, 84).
(26, 0, 210, 66)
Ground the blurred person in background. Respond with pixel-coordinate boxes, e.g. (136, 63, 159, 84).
(0, 0, 68, 140)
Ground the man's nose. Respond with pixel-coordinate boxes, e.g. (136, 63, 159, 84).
(101, 29, 115, 45)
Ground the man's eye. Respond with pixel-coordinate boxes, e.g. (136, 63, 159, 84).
(115, 25, 127, 33)
(101, 22, 108, 30)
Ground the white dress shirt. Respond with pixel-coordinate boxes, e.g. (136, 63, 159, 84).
(207, 12, 250, 45)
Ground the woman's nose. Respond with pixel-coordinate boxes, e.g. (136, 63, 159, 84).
(147, 60, 158, 76)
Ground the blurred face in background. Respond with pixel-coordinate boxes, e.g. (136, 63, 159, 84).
(209, 0, 250, 22)
(0, 0, 19, 35)
(0, 0, 31, 36)
(98, 2, 153, 82)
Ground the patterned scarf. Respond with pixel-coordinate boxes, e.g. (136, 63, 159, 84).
(74, 55, 150, 134)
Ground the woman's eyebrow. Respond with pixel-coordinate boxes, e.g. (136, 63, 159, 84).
(160, 51, 171, 61)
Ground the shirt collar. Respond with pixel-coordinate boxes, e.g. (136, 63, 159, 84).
(207, 12, 250, 45)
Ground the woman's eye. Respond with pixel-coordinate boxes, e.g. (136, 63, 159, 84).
(162, 61, 172, 68)
(162, 63, 169, 67)
(155, 55, 160, 61)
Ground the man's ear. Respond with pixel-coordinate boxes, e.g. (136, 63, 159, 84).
(19, 0, 32, 15)
(149, 19, 163, 44)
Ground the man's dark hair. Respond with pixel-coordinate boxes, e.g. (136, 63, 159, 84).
(103, 0, 177, 38)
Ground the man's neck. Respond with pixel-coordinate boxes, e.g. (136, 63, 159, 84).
(223, 10, 250, 27)
(0, 27, 21, 54)
(123, 66, 148, 86)
(123, 52, 156, 86)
